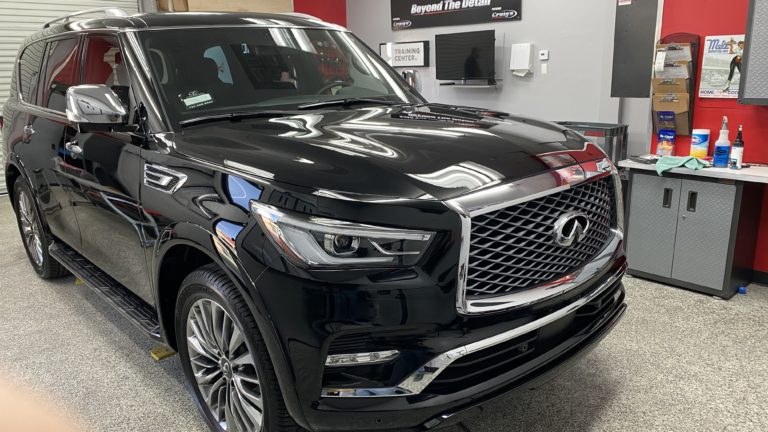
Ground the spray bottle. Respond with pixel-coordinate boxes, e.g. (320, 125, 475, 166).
(730, 125, 744, 169)
(713, 116, 731, 168)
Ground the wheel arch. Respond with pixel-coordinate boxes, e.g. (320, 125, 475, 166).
(152, 223, 309, 430)
(5, 162, 23, 209)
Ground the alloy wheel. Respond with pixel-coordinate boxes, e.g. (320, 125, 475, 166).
(18, 190, 44, 267)
(186, 298, 264, 431)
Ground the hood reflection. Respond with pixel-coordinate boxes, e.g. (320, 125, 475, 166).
(175, 103, 605, 201)
(408, 162, 503, 190)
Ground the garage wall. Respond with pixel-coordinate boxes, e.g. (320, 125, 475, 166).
(346, 0, 620, 124)
(0, 0, 139, 113)
(0, 0, 139, 193)
(651, 0, 768, 275)
(294, 0, 347, 26)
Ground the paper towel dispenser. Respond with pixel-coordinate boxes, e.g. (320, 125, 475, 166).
(510, 43, 534, 76)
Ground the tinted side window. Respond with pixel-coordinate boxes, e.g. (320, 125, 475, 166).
(41, 38, 80, 112)
(18, 41, 46, 104)
(83, 35, 130, 107)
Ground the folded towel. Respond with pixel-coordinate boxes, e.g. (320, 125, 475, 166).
(655, 156, 709, 175)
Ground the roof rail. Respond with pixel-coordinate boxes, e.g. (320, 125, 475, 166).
(280, 12, 322, 21)
(43, 7, 129, 28)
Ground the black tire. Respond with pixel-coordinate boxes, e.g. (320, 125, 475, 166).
(176, 264, 304, 432)
(13, 177, 69, 279)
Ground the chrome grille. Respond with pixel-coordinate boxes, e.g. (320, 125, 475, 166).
(466, 177, 615, 297)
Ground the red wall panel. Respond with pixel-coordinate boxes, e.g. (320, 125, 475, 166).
(293, 0, 347, 26)
(657, 0, 768, 272)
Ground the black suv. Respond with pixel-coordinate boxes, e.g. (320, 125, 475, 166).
(2, 10, 627, 432)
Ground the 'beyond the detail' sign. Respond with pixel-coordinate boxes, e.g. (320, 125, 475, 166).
(391, 0, 522, 31)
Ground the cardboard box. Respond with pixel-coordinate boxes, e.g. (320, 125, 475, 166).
(186, 0, 292, 12)
(655, 61, 691, 80)
(653, 93, 691, 136)
(652, 78, 690, 94)
(157, 0, 188, 11)
(656, 43, 693, 62)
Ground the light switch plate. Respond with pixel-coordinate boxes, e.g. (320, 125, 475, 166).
(539, 50, 550, 61)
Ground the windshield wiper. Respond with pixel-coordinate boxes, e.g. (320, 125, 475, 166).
(180, 110, 294, 128)
(296, 98, 398, 110)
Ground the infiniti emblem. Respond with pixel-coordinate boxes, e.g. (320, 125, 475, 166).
(553, 212, 590, 247)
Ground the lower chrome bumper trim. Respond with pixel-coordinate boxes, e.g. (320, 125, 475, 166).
(320, 260, 627, 398)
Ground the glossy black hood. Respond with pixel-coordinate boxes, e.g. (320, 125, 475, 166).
(173, 104, 606, 201)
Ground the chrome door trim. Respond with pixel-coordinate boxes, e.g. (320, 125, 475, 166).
(320, 259, 626, 398)
(447, 158, 619, 315)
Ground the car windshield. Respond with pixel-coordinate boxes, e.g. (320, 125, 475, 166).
(138, 27, 422, 126)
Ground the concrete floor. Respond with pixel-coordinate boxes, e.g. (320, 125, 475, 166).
(0, 198, 766, 432)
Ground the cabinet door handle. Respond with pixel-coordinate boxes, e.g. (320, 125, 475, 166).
(687, 191, 698, 212)
(662, 188, 673, 208)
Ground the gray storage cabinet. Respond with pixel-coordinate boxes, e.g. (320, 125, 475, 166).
(626, 171, 761, 298)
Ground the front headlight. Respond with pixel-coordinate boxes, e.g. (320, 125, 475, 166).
(250, 201, 434, 268)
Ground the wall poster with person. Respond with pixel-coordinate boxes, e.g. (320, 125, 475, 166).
(699, 34, 746, 99)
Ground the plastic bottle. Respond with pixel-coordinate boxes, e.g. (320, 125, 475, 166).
(730, 125, 744, 169)
(713, 116, 731, 168)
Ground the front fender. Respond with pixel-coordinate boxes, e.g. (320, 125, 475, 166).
(152, 221, 309, 430)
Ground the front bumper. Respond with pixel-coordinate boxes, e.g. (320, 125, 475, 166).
(290, 261, 627, 431)
(237, 172, 627, 431)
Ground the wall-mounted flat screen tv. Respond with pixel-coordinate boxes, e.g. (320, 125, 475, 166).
(435, 30, 496, 81)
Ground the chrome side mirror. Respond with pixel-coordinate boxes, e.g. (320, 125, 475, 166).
(65, 84, 127, 126)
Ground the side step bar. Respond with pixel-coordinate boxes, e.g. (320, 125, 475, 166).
(49, 242, 162, 340)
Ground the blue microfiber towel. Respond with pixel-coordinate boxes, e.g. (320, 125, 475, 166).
(655, 156, 709, 175)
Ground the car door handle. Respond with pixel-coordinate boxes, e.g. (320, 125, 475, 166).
(23, 125, 35, 135)
(65, 140, 82, 155)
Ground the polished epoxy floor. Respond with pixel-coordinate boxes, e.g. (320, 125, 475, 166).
(0, 198, 766, 432)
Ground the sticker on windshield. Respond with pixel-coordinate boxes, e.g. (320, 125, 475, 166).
(180, 91, 214, 109)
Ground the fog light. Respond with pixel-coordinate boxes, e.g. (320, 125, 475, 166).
(325, 350, 400, 367)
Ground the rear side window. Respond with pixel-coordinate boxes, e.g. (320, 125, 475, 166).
(40, 37, 80, 112)
(18, 41, 46, 104)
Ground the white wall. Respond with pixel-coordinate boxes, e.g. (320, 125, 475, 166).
(621, 98, 654, 157)
(346, 0, 620, 124)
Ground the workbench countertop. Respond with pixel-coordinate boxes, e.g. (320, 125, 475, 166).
(617, 159, 768, 184)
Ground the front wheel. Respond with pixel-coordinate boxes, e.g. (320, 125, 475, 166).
(176, 265, 303, 432)
(13, 178, 68, 278)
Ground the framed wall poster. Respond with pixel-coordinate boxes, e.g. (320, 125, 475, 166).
(699, 35, 746, 98)
(379, 41, 430, 67)
(390, 0, 521, 31)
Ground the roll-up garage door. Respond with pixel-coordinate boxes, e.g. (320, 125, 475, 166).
(0, 0, 139, 193)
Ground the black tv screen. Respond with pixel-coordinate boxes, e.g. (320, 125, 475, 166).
(435, 30, 495, 80)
